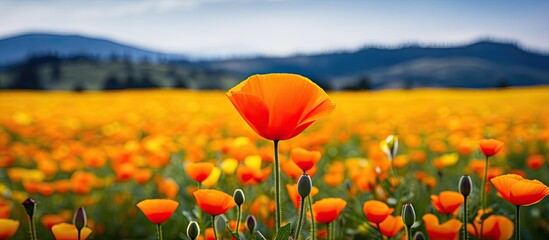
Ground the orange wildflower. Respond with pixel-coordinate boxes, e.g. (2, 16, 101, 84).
(136, 199, 179, 224)
(423, 213, 462, 240)
(0, 219, 19, 239)
(526, 154, 544, 170)
(134, 169, 153, 184)
(51, 222, 92, 240)
(467, 209, 513, 240)
(193, 189, 237, 216)
(290, 147, 321, 172)
(249, 195, 276, 228)
(41, 211, 72, 229)
(0, 199, 10, 218)
(490, 174, 549, 206)
(363, 200, 394, 224)
(286, 183, 319, 209)
(226, 73, 335, 141)
(430, 191, 464, 215)
(185, 162, 215, 183)
(377, 215, 404, 237)
(479, 139, 504, 157)
(312, 198, 346, 223)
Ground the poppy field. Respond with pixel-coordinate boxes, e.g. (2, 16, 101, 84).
(1, 75, 549, 240)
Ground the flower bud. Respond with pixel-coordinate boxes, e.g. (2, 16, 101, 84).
(401, 203, 415, 228)
(382, 135, 398, 161)
(233, 189, 245, 207)
(459, 175, 472, 197)
(413, 231, 426, 240)
(21, 198, 36, 217)
(246, 215, 257, 233)
(297, 174, 312, 198)
(186, 221, 200, 240)
(73, 207, 87, 231)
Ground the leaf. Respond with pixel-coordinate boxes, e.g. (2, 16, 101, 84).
(275, 223, 292, 240)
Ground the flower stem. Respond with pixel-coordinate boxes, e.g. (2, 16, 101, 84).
(308, 196, 316, 240)
(294, 196, 307, 240)
(212, 215, 218, 240)
(273, 140, 282, 230)
(463, 197, 468, 240)
(156, 224, 163, 240)
(236, 206, 242, 234)
(28, 216, 36, 240)
(406, 226, 412, 240)
(480, 155, 489, 239)
(327, 223, 332, 240)
(78, 230, 81, 240)
(515, 205, 521, 240)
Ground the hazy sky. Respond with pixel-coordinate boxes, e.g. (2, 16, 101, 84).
(1, 0, 548, 57)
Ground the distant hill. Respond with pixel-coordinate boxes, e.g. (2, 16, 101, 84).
(1, 32, 549, 90)
(197, 41, 549, 89)
(0, 33, 186, 66)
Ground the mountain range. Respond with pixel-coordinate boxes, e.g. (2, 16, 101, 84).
(1, 33, 549, 90)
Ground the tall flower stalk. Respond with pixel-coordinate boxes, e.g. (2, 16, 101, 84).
(226, 73, 335, 231)
(478, 139, 504, 238)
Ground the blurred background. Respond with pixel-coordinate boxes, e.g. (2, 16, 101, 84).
(1, 1, 549, 239)
(1, 0, 548, 91)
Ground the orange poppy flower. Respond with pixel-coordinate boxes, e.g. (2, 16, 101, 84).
(291, 147, 321, 172)
(193, 189, 237, 216)
(0, 199, 11, 218)
(51, 223, 92, 240)
(134, 169, 153, 184)
(467, 209, 513, 240)
(249, 195, 276, 228)
(312, 198, 346, 224)
(286, 183, 319, 209)
(423, 213, 461, 240)
(479, 139, 504, 157)
(490, 174, 549, 206)
(185, 162, 215, 183)
(363, 200, 394, 224)
(226, 73, 335, 141)
(430, 191, 464, 215)
(136, 199, 179, 224)
(41, 212, 71, 229)
(0, 219, 19, 239)
(526, 154, 544, 170)
(377, 215, 404, 237)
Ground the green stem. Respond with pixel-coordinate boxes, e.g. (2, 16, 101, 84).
(406, 226, 412, 240)
(480, 155, 489, 239)
(30, 216, 37, 240)
(273, 140, 282, 230)
(78, 230, 81, 240)
(308, 196, 316, 240)
(327, 223, 332, 240)
(330, 221, 335, 240)
(212, 215, 218, 240)
(156, 224, 163, 240)
(377, 223, 382, 238)
(515, 205, 521, 240)
(463, 198, 468, 240)
(294, 197, 306, 240)
(27, 216, 34, 240)
(236, 206, 242, 234)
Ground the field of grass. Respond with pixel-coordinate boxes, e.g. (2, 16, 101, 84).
(1, 87, 548, 239)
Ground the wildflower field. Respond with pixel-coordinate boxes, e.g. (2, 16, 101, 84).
(1, 81, 549, 239)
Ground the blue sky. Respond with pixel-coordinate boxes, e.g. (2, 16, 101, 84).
(1, 0, 548, 57)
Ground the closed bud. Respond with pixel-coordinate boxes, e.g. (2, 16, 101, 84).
(246, 215, 257, 233)
(401, 203, 416, 228)
(459, 175, 472, 197)
(233, 189, 245, 206)
(186, 221, 200, 240)
(297, 174, 312, 198)
(73, 207, 87, 231)
(21, 198, 36, 217)
(413, 232, 426, 240)
(382, 135, 398, 161)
